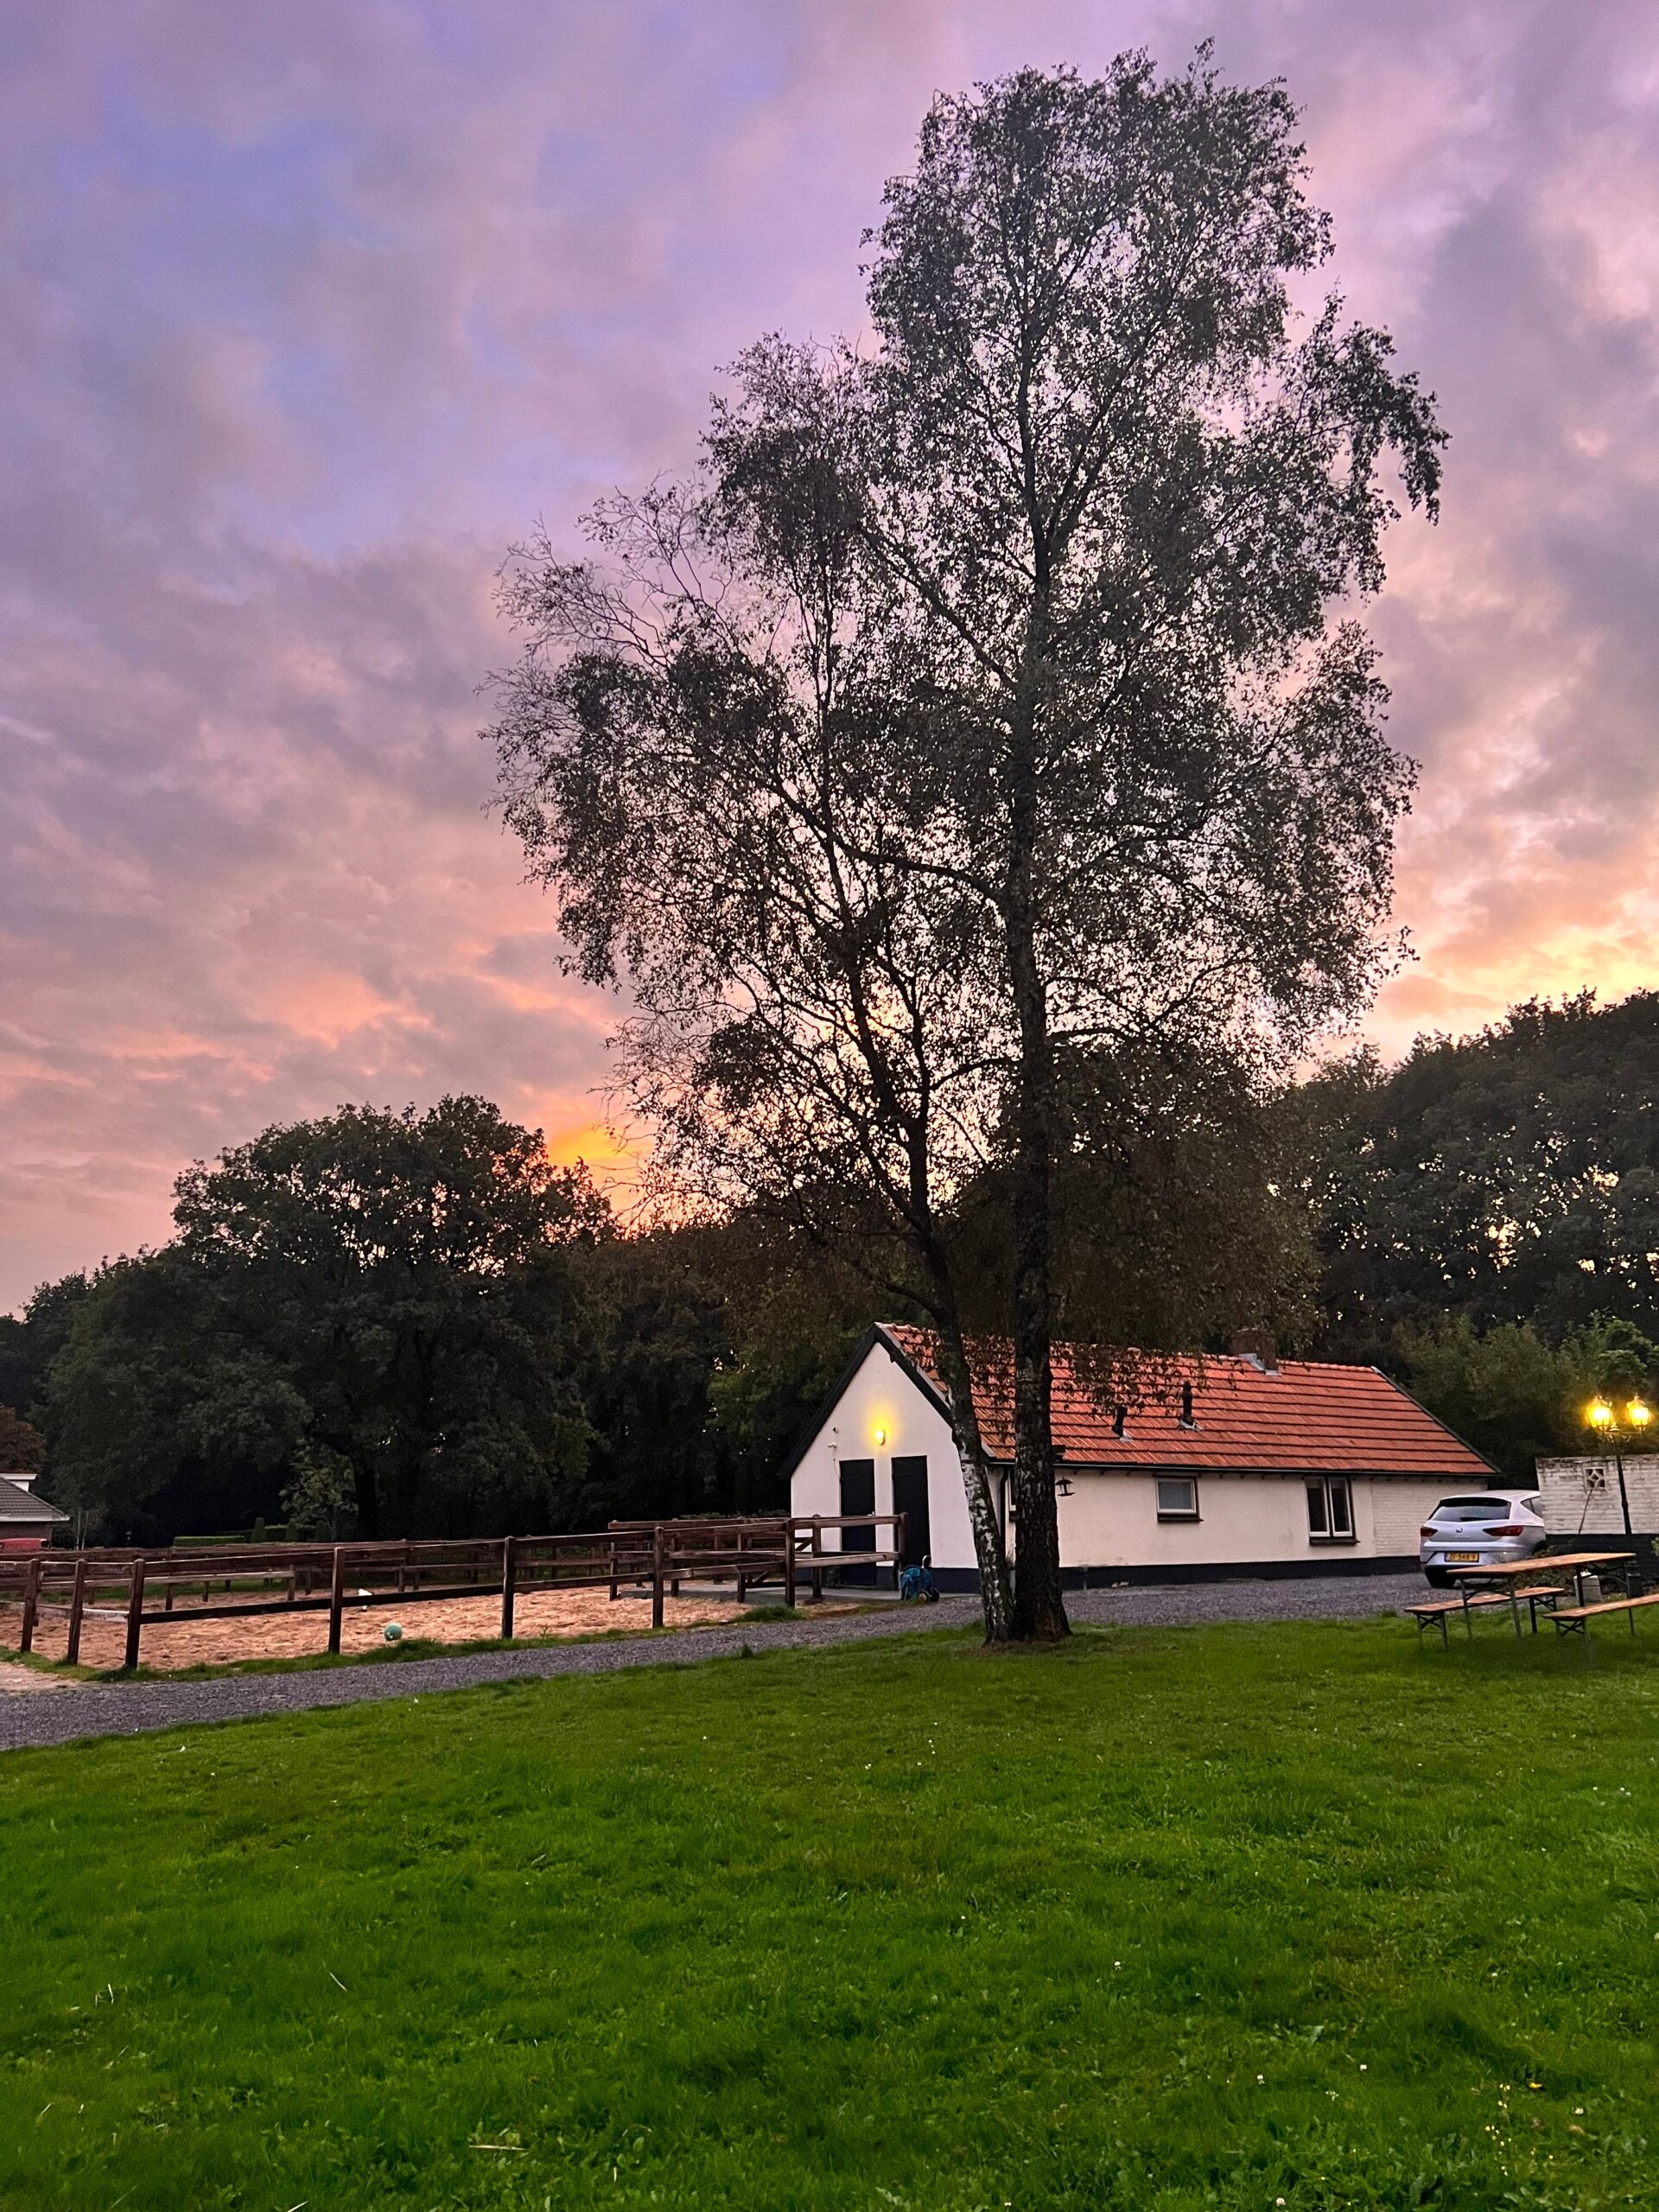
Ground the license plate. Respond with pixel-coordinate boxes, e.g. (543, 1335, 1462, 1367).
(1446, 1552, 1480, 1564)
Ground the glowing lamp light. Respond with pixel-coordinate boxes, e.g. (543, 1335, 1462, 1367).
(1586, 1400, 1614, 1430)
(1630, 1400, 1653, 1429)
(873, 1426, 887, 1447)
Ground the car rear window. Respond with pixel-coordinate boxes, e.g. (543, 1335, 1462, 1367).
(1431, 1497, 1517, 1522)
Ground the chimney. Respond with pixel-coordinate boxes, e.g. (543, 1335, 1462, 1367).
(2, 1471, 35, 1492)
(1230, 1327, 1279, 1374)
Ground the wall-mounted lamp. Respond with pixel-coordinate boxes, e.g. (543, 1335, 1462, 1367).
(873, 1426, 887, 1447)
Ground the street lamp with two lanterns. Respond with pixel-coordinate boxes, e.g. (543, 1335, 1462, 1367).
(1583, 1395, 1653, 1535)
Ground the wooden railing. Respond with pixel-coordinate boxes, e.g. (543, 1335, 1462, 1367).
(0, 1514, 908, 1669)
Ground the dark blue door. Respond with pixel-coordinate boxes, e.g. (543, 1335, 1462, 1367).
(839, 1459, 875, 1585)
(891, 1456, 931, 1567)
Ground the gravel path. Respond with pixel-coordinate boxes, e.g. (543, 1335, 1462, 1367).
(0, 1573, 1424, 1755)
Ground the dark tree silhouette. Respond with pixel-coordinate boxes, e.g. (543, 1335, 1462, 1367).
(1317, 992, 1659, 1355)
(41, 1097, 601, 1541)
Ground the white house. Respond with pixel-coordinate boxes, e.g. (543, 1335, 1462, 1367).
(0, 1471, 69, 1553)
(784, 1324, 1497, 1587)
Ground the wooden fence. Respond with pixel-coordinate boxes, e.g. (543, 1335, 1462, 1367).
(0, 1514, 906, 1670)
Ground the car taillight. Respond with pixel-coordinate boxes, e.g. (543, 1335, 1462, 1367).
(1484, 1524, 1524, 1537)
(1421, 1526, 1438, 1540)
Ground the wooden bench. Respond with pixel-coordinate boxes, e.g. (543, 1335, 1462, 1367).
(1552, 1590, 1659, 1641)
(1409, 1592, 1511, 1647)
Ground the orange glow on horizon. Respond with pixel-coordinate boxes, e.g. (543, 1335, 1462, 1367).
(542, 1116, 634, 1184)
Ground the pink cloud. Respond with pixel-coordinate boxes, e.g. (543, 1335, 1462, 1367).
(5, 0, 1659, 1308)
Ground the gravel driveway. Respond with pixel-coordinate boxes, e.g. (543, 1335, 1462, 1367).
(0, 1573, 1424, 1755)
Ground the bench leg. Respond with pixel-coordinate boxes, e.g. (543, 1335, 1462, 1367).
(1554, 1618, 1589, 1648)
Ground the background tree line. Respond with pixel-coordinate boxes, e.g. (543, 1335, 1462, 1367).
(3, 988, 1656, 1543)
(1307, 988, 1659, 1478)
(0, 1097, 863, 1548)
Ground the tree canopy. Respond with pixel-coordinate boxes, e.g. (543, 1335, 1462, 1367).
(36, 1098, 602, 1543)
(1391, 1313, 1659, 1484)
(0, 1403, 46, 1474)
(1317, 993, 1659, 1357)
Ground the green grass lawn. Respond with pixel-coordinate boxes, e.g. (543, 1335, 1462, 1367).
(3, 1618, 1657, 2211)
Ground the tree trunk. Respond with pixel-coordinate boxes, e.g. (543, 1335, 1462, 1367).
(387, 1447, 422, 1539)
(1002, 660, 1069, 1642)
(931, 1322, 1014, 1643)
(348, 1452, 379, 1541)
(1006, 973, 1068, 1641)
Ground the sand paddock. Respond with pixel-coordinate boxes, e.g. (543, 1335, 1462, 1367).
(0, 1583, 758, 1674)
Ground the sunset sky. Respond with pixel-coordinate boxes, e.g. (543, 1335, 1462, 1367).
(4, 0, 1658, 1313)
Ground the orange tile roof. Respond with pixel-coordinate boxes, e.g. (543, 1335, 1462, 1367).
(880, 1325, 1494, 1479)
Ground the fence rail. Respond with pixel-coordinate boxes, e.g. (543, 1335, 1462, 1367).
(0, 1514, 907, 1669)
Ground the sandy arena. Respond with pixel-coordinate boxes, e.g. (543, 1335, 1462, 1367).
(0, 1583, 759, 1673)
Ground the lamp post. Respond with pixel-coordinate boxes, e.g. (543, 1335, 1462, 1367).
(1584, 1395, 1652, 1539)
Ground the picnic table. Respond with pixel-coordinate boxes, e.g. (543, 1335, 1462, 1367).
(1447, 1552, 1637, 1640)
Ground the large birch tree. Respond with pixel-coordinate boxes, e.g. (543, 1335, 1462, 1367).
(486, 49, 1443, 1642)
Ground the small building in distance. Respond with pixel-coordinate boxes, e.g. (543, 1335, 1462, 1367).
(784, 1324, 1495, 1588)
(0, 1471, 70, 1553)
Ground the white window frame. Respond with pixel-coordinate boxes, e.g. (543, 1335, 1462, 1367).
(1306, 1477, 1356, 1545)
(1155, 1476, 1199, 1522)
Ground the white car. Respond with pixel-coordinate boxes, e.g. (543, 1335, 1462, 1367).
(1421, 1490, 1548, 1586)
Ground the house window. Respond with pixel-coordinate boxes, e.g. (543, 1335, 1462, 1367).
(1306, 1478, 1355, 1543)
(1156, 1478, 1199, 1522)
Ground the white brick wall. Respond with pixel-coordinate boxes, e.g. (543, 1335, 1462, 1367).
(1536, 1455, 1659, 1537)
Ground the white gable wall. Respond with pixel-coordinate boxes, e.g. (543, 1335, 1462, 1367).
(788, 1340, 980, 1571)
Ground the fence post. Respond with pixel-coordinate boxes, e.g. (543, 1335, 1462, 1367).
(784, 1519, 797, 1611)
(499, 1535, 518, 1641)
(894, 1510, 906, 1591)
(124, 1557, 147, 1671)
(810, 1516, 823, 1604)
(19, 1553, 43, 1655)
(66, 1556, 88, 1665)
(327, 1545, 346, 1656)
(736, 1527, 747, 1605)
(652, 1524, 666, 1630)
